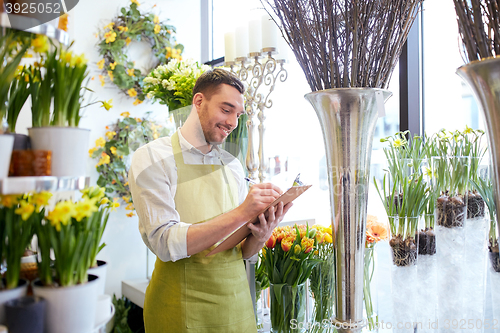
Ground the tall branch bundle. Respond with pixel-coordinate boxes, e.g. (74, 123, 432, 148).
(261, 0, 422, 91)
(454, 0, 500, 62)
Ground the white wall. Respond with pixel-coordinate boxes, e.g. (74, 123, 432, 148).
(15, 0, 201, 297)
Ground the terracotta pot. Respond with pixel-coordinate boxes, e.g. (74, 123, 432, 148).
(9, 150, 51, 177)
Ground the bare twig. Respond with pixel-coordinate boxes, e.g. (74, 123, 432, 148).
(261, 0, 422, 90)
(454, 0, 500, 62)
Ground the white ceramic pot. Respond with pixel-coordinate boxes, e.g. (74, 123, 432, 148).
(0, 134, 14, 179)
(88, 260, 107, 295)
(28, 127, 90, 177)
(0, 279, 28, 324)
(32, 274, 99, 333)
(94, 294, 111, 328)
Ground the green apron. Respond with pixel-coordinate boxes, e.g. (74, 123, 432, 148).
(143, 132, 257, 333)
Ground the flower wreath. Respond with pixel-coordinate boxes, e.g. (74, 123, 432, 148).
(96, 0, 184, 105)
(89, 111, 172, 217)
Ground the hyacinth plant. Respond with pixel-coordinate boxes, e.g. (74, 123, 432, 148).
(263, 224, 320, 333)
(308, 225, 334, 332)
(143, 58, 211, 111)
(0, 192, 52, 290)
(35, 186, 119, 287)
(364, 215, 389, 331)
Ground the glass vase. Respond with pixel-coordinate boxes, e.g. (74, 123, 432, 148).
(363, 245, 378, 332)
(309, 257, 335, 333)
(270, 283, 307, 333)
(389, 216, 419, 333)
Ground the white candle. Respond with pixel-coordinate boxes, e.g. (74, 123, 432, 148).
(261, 15, 278, 50)
(235, 25, 249, 58)
(277, 35, 290, 61)
(224, 31, 236, 63)
(248, 19, 262, 54)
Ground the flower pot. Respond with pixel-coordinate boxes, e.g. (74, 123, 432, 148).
(269, 283, 306, 333)
(0, 134, 14, 179)
(88, 260, 108, 295)
(8, 133, 31, 150)
(32, 274, 99, 333)
(28, 127, 90, 177)
(0, 279, 28, 324)
(5, 296, 45, 333)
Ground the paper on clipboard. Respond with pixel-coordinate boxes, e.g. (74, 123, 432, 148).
(206, 184, 312, 257)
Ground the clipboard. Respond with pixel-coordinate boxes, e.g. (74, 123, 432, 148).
(206, 184, 312, 256)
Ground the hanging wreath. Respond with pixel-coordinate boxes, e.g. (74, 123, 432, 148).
(96, 0, 184, 105)
(89, 111, 172, 217)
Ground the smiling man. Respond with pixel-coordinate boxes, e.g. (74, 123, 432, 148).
(129, 68, 293, 332)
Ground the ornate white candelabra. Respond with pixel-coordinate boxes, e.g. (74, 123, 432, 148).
(224, 48, 288, 183)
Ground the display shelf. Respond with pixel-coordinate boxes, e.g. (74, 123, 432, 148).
(93, 303, 115, 333)
(0, 176, 90, 194)
(0, 12, 69, 44)
(122, 279, 149, 309)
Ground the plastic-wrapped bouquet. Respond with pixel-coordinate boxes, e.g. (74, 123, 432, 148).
(143, 58, 210, 111)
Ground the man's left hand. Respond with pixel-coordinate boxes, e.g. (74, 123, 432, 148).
(246, 201, 293, 243)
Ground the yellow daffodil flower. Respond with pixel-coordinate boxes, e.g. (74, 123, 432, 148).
(99, 75, 105, 87)
(107, 70, 114, 81)
(31, 192, 52, 211)
(15, 201, 35, 221)
(126, 212, 135, 218)
(392, 138, 404, 148)
(104, 31, 117, 44)
(105, 131, 117, 140)
(73, 198, 99, 222)
(121, 111, 130, 118)
(125, 203, 134, 211)
(95, 137, 106, 148)
(100, 197, 110, 206)
(154, 24, 161, 34)
(118, 26, 128, 32)
(101, 99, 113, 111)
(124, 182, 129, 186)
(97, 59, 105, 70)
(1, 195, 19, 208)
(104, 22, 115, 30)
(110, 146, 117, 155)
(109, 62, 117, 70)
(131, 0, 140, 6)
(135, 118, 142, 122)
(127, 88, 138, 98)
(127, 68, 135, 76)
(133, 99, 142, 106)
(122, 196, 130, 203)
(126, 37, 132, 46)
(153, 15, 160, 24)
(31, 35, 48, 53)
(110, 199, 120, 212)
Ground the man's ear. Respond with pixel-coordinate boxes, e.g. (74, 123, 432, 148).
(193, 92, 203, 112)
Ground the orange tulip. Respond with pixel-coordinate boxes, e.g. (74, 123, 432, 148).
(301, 237, 314, 254)
(281, 239, 293, 252)
(265, 235, 276, 249)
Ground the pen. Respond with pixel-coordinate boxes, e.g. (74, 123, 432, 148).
(244, 177, 257, 185)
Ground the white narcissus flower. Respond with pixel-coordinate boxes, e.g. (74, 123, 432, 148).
(166, 80, 176, 90)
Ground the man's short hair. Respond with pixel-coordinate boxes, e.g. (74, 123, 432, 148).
(193, 68, 244, 100)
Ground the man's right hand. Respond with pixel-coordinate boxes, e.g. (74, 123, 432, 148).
(237, 183, 282, 221)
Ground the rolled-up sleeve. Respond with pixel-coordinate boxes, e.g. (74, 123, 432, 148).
(129, 141, 190, 262)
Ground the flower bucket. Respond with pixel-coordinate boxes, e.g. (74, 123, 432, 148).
(5, 296, 45, 333)
(88, 260, 108, 295)
(0, 134, 14, 179)
(28, 127, 90, 177)
(0, 279, 28, 324)
(270, 283, 306, 333)
(32, 274, 99, 333)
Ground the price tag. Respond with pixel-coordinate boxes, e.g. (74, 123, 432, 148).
(376, 90, 385, 118)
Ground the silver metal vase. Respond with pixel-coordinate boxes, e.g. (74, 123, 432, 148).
(305, 88, 392, 332)
(457, 57, 500, 239)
